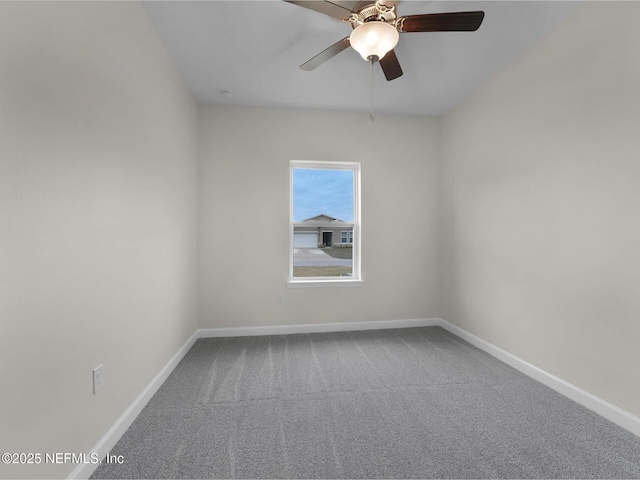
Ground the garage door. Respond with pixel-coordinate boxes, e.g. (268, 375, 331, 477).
(294, 232, 317, 248)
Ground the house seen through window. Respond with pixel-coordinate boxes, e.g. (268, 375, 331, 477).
(290, 161, 360, 281)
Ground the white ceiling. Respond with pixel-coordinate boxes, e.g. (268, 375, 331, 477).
(142, 1, 581, 117)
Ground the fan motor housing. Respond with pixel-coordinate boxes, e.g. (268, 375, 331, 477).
(351, 2, 397, 29)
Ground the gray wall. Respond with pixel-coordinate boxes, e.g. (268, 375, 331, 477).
(441, 2, 640, 418)
(0, 3, 199, 478)
(198, 106, 442, 328)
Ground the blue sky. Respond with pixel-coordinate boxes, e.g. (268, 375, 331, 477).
(293, 168, 354, 222)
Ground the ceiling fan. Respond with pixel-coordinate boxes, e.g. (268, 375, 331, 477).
(285, 0, 485, 81)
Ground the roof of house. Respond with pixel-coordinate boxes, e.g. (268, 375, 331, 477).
(301, 214, 339, 222)
(294, 213, 353, 229)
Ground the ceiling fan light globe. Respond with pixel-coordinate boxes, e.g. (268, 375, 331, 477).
(349, 22, 399, 61)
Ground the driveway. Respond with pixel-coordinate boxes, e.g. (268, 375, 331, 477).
(293, 248, 352, 267)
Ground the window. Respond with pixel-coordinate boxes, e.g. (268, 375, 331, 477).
(341, 231, 353, 244)
(289, 160, 362, 287)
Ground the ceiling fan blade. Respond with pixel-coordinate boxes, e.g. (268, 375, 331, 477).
(284, 0, 353, 20)
(379, 49, 403, 81)
(397, 11, 485, 33)
(300, 37, 351, 71)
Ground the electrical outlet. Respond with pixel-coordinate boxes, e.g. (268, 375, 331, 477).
(93, 364, 104, 394)
(276, 294, 284, 304)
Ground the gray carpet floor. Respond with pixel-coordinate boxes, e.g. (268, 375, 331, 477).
(91, 327, 640, 479)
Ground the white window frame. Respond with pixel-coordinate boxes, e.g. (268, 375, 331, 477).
(288, 160, 362, 288)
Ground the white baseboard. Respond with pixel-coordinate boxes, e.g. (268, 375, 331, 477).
(197, 317, 440, 338)
(436, 317, 640, 438)
(68, 331, 199, 480)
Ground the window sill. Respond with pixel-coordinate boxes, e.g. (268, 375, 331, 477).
(287, 278, 364, 288)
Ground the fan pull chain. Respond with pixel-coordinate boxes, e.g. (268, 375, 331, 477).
(369, 57, 375, 122)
